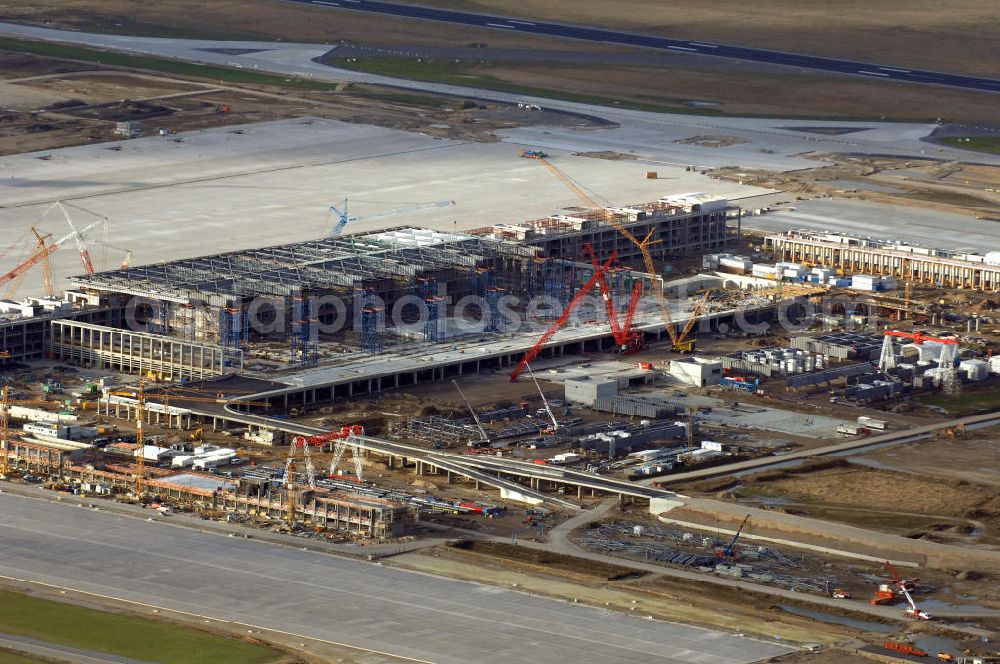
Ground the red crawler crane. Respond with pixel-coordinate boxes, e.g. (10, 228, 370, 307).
(511, 251, 617, 381)
(582, 243, 644, 353)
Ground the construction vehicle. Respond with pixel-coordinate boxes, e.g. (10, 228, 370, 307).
(672, 290, 712, 353)
(328, 197, 455, 237)
(885, 560, 930, 620)
(524, 363, 559, 433)
(718, 513, 751, 561)
(582, 243, 645, 354)
(510, 251, 616, 381)
(870, 583, 896, 606)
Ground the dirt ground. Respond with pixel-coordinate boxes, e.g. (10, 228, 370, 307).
(863, 427, 1000, 489)
(728, 460, 1000, 546)
(4, 1, 1000, 126)
(0, 50, 590, 155)
(391, 0, 1000, 77)
(713, 154, 1000, 221)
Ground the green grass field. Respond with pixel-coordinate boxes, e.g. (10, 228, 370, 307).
(0, 649, 55, 664)
(918, 388, 1000, 416)
(0, 591, 282, 664)
(329, 56, 721, 115)
(939, 136, 1000, 154)
(0, 36, 341, 91)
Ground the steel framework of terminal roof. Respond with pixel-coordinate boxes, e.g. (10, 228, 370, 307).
(70, 227, 536, 305)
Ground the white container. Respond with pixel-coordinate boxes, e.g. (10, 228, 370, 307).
(960, 359, 989, 381)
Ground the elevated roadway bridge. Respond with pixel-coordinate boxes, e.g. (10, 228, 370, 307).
(157, 402, 670, 509)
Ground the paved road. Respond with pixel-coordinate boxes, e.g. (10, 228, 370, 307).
(283, 0, 1000, 93)
(650, 409, 1000, 485)
(0, 492, 791, 664)
(4, 22, 999, 173)
(0, 633, 154, 664)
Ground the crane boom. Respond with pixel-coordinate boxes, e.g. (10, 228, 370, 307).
(329, 198, 456, 237)
(582, 243, 624, 345)
(56, 201, 100, 274)
(0, 219, 105, 291)
(583, 243, 644, 352)
(676, 290, 712, 350)
(511, 250, 616, 381)
(525, 363, 559, 432)
(722, 513, 752, 560)
(452, 380, 488, 442)
(523, 154, 683, 347)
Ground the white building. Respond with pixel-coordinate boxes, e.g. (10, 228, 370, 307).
(668, 357, 723, 387)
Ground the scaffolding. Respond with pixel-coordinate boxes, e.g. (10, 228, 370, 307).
(219, 306, 248, 350)
(356, 287, 384, 355)
(157, 301, 170, 335)
(290, 294, 318, 365)
(414, 276, 443, 342)
(475, 267, 507, 334)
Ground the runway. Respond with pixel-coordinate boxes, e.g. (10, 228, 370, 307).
(0, 493, 792, 664)
(283, 0, 1000, 93)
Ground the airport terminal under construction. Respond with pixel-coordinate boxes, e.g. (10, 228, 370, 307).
(2, 128, 1000, 664)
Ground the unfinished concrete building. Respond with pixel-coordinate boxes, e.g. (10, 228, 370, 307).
(765, 231, 1000, 292)
(473, 194, 735, 263)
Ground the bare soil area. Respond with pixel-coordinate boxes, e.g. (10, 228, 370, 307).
(0, 51, 586, 155)
(863, 428, 1000, 489)
(713, 154, 1000, 220)
(394, 0, 1000, 77)
(734, 460, 1000, 545)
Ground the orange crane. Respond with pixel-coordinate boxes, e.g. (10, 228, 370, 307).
(106, 380, 179, 496)
(674, 290, 713, 354)
(521, 151, 702, 352)
(0, 219, 104, 293)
